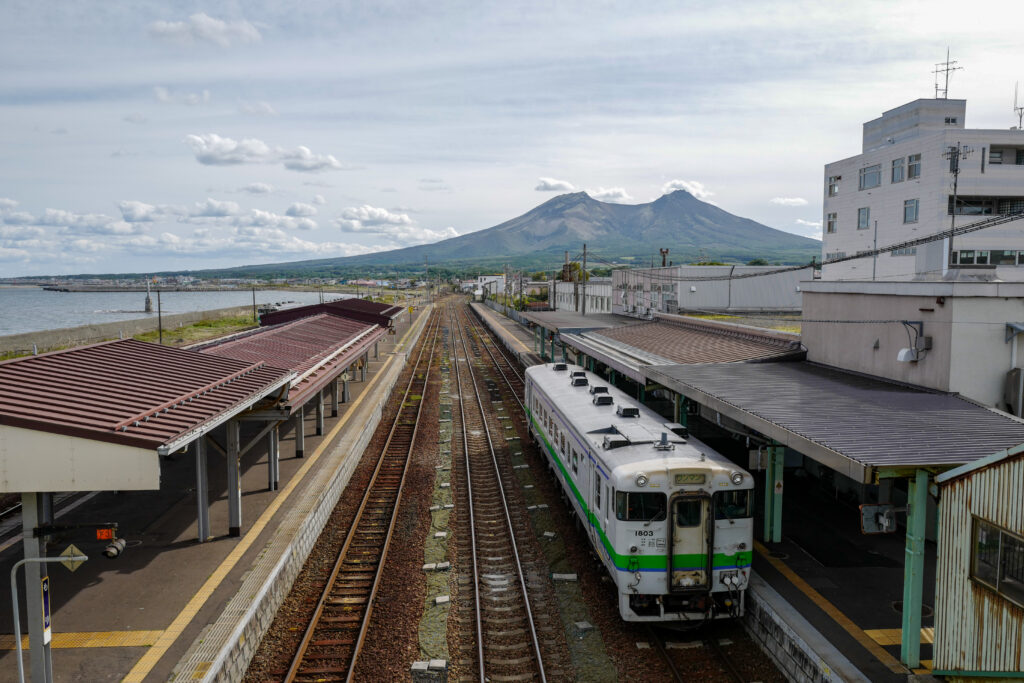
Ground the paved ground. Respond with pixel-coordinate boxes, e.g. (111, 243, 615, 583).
(0, 309, 424, 682)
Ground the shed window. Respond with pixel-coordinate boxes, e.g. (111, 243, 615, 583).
(615, 491, 667, 522)
(972, 518, 1024, 608)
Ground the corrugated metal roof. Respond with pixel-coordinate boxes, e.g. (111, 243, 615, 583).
(0, 339, 294, 451)
(593, 319, 803, 365)
(259, 298, 402, 328)
(646, 362, 1024, 481)
(519, 310, 629, 333)
(195, 313, 385, 410)
(327, 297, 404, 318)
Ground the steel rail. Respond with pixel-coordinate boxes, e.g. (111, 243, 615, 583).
(647, 627, 684, 683)
(705, 634, 746, 683)
(284, 309, 441, 683)
(451, 302, 547, 683)
(463, 305, 525, 414)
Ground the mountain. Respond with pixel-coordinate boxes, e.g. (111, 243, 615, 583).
(194, 190, 821, 277)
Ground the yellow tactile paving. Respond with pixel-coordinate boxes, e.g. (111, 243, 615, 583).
(755, 541, 910, 674)
(0, 630, 163, 649)
(865, 627, 934, 646)
(122, 312, 428, 682)
(912, 659, 934, 674)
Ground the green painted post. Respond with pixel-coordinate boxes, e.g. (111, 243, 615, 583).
(550, 334, 554, 362)
(639, 384, 646, 403)
(561, 342, 567, 363)
(763, 446, 784, 543)
(610, 369, 617, 386)
(901, 468, 929, 668)
(673, 394, 681, 425)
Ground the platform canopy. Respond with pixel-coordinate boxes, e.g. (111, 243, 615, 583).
(260, 297, 404, 329)
(518, 310, 627, 334)
(194, 313, 386, 411)
(0, 339, 294, 492)
(647, 361, 1024, 483)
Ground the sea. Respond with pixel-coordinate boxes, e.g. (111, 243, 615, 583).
(0, 286, 352, 337)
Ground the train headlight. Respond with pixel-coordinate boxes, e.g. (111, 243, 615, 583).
(730, 471, 744, 486)
(635, 472, 649, 487)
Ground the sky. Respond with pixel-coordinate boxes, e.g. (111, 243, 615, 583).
(2, 0, 1024, 277)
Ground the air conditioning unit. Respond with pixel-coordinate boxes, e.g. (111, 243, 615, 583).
(571, 376, 589, 387)
(593, 395, 613, 406)
(616, 405, 640, 418)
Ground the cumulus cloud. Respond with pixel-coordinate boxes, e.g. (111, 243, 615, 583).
(0, 198, 18, 211)
(148, 13, 261, 48)
(240, 182, 273, 194)
(0, 225, 44, 240)
(154, 86, 210, 106)
(795, 219, 822, 227)
(535, 177, 576, 192)
(281, 146, 342, 172)
(0, 247, 30, 261)
(185, 134, 342, 173)
(122, 113, 148, 124)
(192, 198, 241, 217)
(118, 200, 163, 222)
(771, 197, 809, 207)
(3, 212, 34, 225)
(334, 205, 457, 244)
(312, 194, 326, 205)
(661, 179, 713, 200)
(236, 210, 316, 231)
(286, 202, 317, 218)
(587, 187, 634, 204)
(239, 100, 277, 116)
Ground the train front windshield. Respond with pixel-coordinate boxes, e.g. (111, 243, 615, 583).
(713, 490, 752, 519)
(616, 492, 666, 521)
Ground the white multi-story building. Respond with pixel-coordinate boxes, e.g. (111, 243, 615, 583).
(821, 98, 1024, 281)
(552, 278, 612, 314)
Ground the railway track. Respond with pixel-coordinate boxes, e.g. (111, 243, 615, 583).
(283, 309, 442, 683)
(448, 302, 564, 682)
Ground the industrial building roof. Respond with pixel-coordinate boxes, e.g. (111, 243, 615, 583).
(519, 310, 630, 333)
(594, 318, 804, 365)
(0, 339, 294, 452)
(646, 362, 1024, 482)
(194, 313, 384, 410)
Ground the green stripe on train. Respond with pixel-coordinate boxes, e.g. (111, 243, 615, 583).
(526, 408, 752, 572)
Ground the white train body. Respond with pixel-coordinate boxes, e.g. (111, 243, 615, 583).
(525, 363, 753, 622)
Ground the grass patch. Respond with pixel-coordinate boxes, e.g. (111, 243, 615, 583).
(133, 315, 258, 346)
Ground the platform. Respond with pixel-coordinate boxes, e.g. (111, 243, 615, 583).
(470, 302, 544, 366)
(0, 308, 429, 682)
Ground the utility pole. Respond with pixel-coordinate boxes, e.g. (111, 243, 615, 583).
(425, 255, 430, 305)
(660, 248, 669, 267)
(944, 141, 973, 268)
(872, 220, 878, 281)
(581, 243, 587, 316)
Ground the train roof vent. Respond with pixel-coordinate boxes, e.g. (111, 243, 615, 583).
(571, 370, 586, 377)
(616, 405, 640, 418)
(603, 434, 629, 450)
(589, 385, 608, 395)
(663, 422, 689, 440)
(552, 363, 568, 371)
(593, 394, 613, 406)
(571, 376, 589, 387)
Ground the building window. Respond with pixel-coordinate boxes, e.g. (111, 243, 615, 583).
(908, 154, 921, 179)
(857, 207, 870, 230)
(998, 199, 1024, 215)
(825, 251, 846, 260)
(972, 518, 1024, 608)
(903, 198, 919, 224)
(990, 250, 1020, 265)
(891, 247, 917, 256)
(990, 150, 1003, 165)
(945, 116, 958, 125)
(827, 175, 841, 197)
(976, 251, 991, 265)
(959, 250, 976, 265)
(1017, 149, 1024, 165)
(858, 164, 882, 190)
(826, 212, 837, 234)
(892, 158, 905, 183)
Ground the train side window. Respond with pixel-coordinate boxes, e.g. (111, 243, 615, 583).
(615, 492, 667, 521)
(594, 476, 601, 509)
(605, 486, 610, 515)
(714, 491, 752, 520)
(572, 450, 578, 475)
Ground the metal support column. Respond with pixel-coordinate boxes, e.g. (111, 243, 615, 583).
(294, 407, 305, 458)
(550, 334, 554, 363)
(610, 369, 617, 387)
(560, 342, 566, 363)
(360, 354, 367, 381)
(331, 378, 339, 417)
(227, 420, 242, 537)
(638, 384, 645, 403)
(315, 390, 325, 436)
(763, 446, 784, 543)
(195, 439, 210, 542)
(267, 425, 279, 491)
(374, 340, 379, 359)
(342, 378, 350, 403)
(901, 468, 929, 668)
(20, 492, 53, 683)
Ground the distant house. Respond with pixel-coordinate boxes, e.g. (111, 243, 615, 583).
(933, 446, 1024, 680)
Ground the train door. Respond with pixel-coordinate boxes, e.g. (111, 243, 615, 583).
(668, 493, 711, 592)
(589, 462, 601, 549)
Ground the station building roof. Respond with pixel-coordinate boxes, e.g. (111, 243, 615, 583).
(260, 297, 404, 328)
(0, 339, 294, 491)
(646, 361, 1024, 483)
(519, 310, 629, 333)
(193, 313, 385, 410)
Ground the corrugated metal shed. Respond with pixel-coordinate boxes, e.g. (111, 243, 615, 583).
(0, 338, 294, 451)
(194, 313, 384, 410)
(646, 362, 1024, 482)
(933, 444, 1024, 677)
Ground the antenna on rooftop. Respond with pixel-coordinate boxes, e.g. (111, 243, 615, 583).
(933, 48, 962, 99)
(1014, 82, 1024, 128)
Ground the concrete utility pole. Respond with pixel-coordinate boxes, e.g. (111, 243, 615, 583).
(581, 243, 587, 316)
(425, 256, 431, 305)
(944, 141, 973, 268)
(660, 248, 669, 267)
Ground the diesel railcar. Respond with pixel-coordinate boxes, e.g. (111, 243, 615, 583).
(525, 362, 753, 622)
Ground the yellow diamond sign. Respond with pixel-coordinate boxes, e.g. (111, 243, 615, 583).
(60, 544, 85, 572)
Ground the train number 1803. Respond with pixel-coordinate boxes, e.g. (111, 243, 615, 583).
(633, 530, 654, 537)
